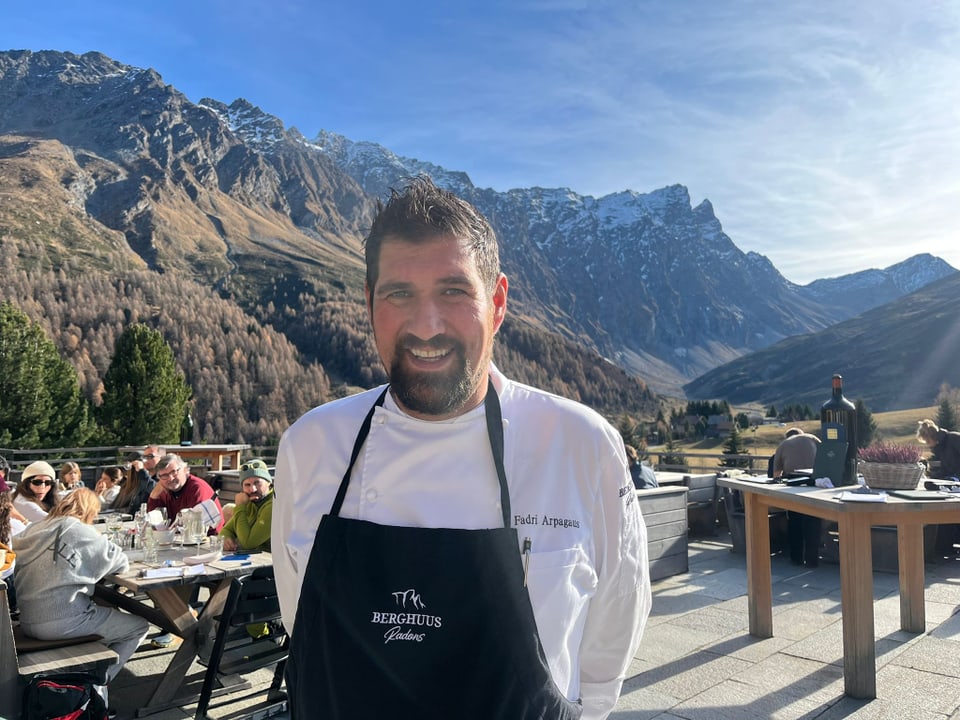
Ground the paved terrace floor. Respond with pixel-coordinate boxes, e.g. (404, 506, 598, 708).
(109, 536, 960, 720)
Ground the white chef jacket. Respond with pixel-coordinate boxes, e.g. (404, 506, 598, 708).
(274, 366, 651, 720)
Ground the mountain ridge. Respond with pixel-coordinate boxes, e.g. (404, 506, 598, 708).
(1, 48, 956, 426)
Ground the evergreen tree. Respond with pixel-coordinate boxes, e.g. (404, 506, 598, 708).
(0, 302, 94, 447)
(96, 323, 192, 444)
(659, 435, 688, 472)
(767, 405, 777, 418)
(617, 413, 637, 450)
(854, 398, 878, 448)
(720, 425, 750, 468)
(936, 398, 957, 432)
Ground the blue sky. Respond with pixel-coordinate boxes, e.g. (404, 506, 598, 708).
(4, 0, 959, 284)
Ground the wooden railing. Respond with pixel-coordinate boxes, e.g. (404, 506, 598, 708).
(2, 446, 758, 479)
(652, 451, 768, 475)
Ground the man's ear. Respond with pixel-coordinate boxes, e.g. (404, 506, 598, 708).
(492, 274, 508, 332)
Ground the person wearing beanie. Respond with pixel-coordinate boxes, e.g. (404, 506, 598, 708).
(12, 460, 59, 523)
(219, 459, 273, 553)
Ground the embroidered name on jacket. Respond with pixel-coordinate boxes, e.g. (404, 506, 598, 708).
(513, 513, 581, 529)
(370, 588, 443, 643)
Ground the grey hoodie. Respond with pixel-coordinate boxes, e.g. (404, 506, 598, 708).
(13, 516, 129, 626)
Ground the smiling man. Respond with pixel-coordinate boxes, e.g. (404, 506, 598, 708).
(274, 177, 650, 720)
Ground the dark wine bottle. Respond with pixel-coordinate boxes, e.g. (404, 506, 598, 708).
(820, 374, 858, 484)
(179, 407, 195, 446)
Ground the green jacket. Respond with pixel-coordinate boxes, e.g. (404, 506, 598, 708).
(219, 491, 273, 552)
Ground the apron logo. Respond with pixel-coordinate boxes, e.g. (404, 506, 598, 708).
(393, 588, 426, 609)
(371, 588, 443, 644)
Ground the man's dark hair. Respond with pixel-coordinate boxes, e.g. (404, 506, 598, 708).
(364, 175, 500, 294)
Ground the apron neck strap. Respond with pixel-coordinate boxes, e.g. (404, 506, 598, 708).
(330, 378, 511, 527)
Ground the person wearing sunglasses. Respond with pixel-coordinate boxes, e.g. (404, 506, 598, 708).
(142, 445, 164, 480)
(12, 461, 60, 523)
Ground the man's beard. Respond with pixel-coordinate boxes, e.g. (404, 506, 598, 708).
(389, 336, 481, 417)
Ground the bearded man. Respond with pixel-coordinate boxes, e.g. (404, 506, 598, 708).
(274, 177, 650, 720)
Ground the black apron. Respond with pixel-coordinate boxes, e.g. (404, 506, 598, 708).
(286, 381, 583, 719)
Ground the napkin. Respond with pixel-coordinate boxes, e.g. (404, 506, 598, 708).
(196, 499, 222, 529)
(141, 564, 207, 578)
(815, 477, 834, 489)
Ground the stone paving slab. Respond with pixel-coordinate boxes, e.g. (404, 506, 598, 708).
(106, 535, 960, 720)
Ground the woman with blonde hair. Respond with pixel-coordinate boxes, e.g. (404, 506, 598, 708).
(14, 488, 150, 705)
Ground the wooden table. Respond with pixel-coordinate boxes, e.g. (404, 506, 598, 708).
(120, 444, 250, 472)
(95, 542, 272, 716)
(718, 476, 960, 699)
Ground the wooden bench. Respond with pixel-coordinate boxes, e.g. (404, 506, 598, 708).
(636, 486, 688, 580)
(720, 483, 789, 555)
(682, 473, 720, 536)
(819, 522, 940, 573)
(1, 578, 118, 720)
(654, 471, 721, 536)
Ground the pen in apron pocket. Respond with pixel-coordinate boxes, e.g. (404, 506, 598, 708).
(522, 537, 532, 587)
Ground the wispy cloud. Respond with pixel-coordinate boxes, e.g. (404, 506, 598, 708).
(3, 0, 959, 282)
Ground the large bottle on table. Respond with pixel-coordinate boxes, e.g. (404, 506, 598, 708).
(180, 407, 194, 446)
(820, 374, 858, 485)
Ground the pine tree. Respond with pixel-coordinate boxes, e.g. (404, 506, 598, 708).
(0, 302, 94, 447)
(659, 435, 688, 472)
(854, 398, 878, 448)
(720, 424, 750, 468)
(96, 324, 192, 444)
(936, 398, 957, 432)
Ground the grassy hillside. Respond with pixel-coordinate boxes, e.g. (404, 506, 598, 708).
(668, 405, 937, 462)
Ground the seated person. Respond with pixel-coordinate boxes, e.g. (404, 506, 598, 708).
(0, 455, 10, 493)
(220, 459, 274, 553)
(147, 454, 223, 534)
(12, 461, 59, 523)
(58, 461, 84, 497)
(13, 488, 150, 700)
(917, 419, 960, 480)
(94, 467, 124, 509)
(625, 444, 658, 490)
(113, 453, 157, 516)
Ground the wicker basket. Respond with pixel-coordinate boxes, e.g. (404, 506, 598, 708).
(859, 461, 924, 490)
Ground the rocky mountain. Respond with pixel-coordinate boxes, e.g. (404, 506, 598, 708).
(684, 271, 960, 412)
(803, 254, 954, 317)
(312, 130, 955, 393)
(0, 48, 955, 414)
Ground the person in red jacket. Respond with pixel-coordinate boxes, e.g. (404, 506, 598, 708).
(145, 453, 224, 649)
(146, 453, 224, 534)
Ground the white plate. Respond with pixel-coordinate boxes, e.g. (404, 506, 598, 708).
(183, 551, 221, 565)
